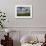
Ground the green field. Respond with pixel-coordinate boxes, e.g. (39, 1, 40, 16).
(17, 13, 30, 16)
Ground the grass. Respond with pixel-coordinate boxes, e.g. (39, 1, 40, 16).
(17, 13, 30, 16)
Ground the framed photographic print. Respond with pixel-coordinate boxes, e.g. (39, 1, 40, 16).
(15, 5, 32, 18)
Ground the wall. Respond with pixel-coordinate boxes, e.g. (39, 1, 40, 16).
(0, 0, 46, 27)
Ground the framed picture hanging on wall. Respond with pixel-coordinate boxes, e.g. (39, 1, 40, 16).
(15, 5, 32, 18)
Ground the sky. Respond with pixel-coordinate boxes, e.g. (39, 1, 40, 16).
(17, 7, 30, 13)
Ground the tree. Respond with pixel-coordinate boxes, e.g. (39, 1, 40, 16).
(0, 10, 6, 28)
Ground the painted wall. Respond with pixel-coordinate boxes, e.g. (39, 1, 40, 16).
(0, 0, 46, 27)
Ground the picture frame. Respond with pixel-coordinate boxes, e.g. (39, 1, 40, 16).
(15, 5, 32, 18)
